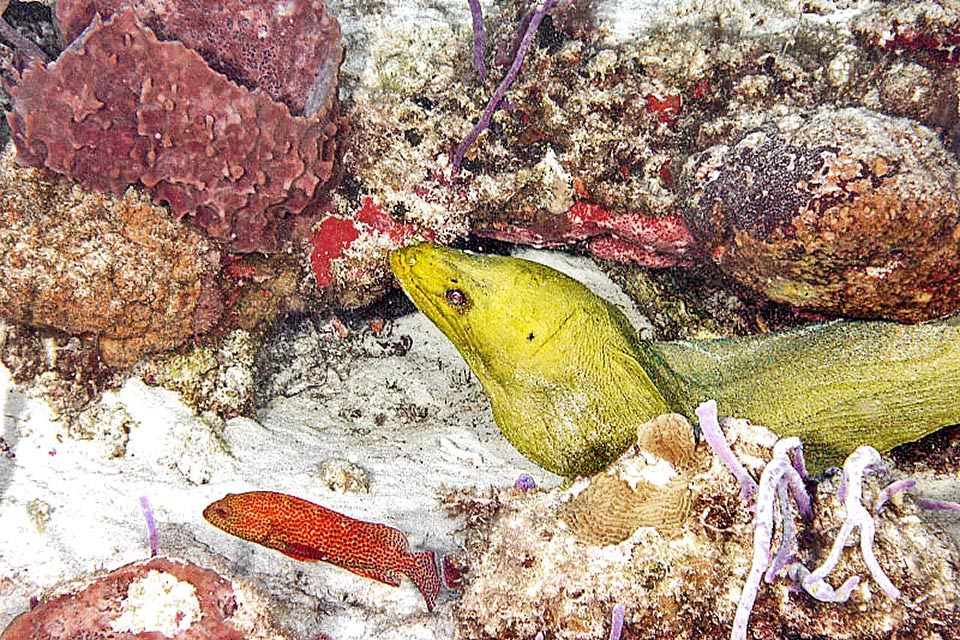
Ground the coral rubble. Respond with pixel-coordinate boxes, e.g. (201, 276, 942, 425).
(454, 0, 960, 323)
(135, 329, 258, 418)
(449, 414, 960, 640)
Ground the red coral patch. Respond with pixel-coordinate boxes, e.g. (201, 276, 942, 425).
(309, 216, 361, 287)
(645, 94, 682, 124)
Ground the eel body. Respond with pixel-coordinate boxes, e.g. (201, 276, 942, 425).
(390, 242, 960, 477)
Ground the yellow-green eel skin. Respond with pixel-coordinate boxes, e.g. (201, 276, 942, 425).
(390, 242, 960, 477)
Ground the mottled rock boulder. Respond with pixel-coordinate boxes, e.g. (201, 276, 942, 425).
(682, 108, 960, 322)
(0, 142, 222, 366)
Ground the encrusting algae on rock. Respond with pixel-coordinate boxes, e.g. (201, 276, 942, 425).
(681, 107, 960, 322)
(0, 141, 223, 367)
(0, 557, 288, 640)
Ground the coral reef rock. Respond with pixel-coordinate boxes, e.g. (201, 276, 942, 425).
(309, 197, 437, 308)
(54, 0, 342, 118)
(682, 107, 960, 322)
(136, 329, 257, 418)
(853, 0, 960, 68)
(0, 141, 223, 367)
(0, 323, 121, 423)
(7, 6, 342, 253)
(450, 415, 960, 640)
(0, 556, 288, 640)
(562, 413, 705, 545)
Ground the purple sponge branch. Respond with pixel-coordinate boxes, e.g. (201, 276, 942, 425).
(789, 563, 860, 603)
(608, 602, 626, 640)
(139, 495, 158, 557)
(770, 437, 811, 518)
(696, 400, 759, 505)
(467, 0, 488, 80)
(731, 449, 810, 640)
(916, 497, 960, 511)
(764, 482, 795, 583)
(873, 478, 915, 512)
(453, 0, 553, 170)
(803, 446, 901, 600)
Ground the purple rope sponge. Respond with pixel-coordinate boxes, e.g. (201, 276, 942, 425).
(916, 497, 960, 511)
(139, 495, 158, 557)
(608, 602, 626, 640)
(696, 400, 759, 505)
(701, 403, 906, 640)
(803, 446, 901, 600)
(467, 0, 488, 80)
(453, 0, 553, 169)
(731, 442, 810, 640)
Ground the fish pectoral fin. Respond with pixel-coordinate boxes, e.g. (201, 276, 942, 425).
(277, 541, 325, 562)
(347, 566, 403, 587)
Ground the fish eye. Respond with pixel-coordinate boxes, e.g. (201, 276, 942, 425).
(445, 289, 468, 308)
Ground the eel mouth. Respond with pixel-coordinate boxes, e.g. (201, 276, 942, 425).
(388, 244, 473, 348)
(388, 245, 432, 311)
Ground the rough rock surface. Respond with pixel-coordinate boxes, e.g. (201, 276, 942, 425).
(0, 141, 222, 366)
(682, 107, 960, 322)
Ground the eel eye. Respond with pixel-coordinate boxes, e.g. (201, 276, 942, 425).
(445, 289, 468, 308)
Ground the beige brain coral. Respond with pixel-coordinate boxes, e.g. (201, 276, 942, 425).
(0, 141, 222, 367)
(563, 413, 705, 545)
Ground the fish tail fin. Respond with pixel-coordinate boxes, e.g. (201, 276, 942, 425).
(406, 550, 442, 612)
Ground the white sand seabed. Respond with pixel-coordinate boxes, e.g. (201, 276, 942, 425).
(0, 249, 639, 638)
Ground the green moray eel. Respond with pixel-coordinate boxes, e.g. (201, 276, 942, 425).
(390, 242, 960, 477)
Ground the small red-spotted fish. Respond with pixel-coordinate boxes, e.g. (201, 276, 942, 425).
(203, 491, 442, 611)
